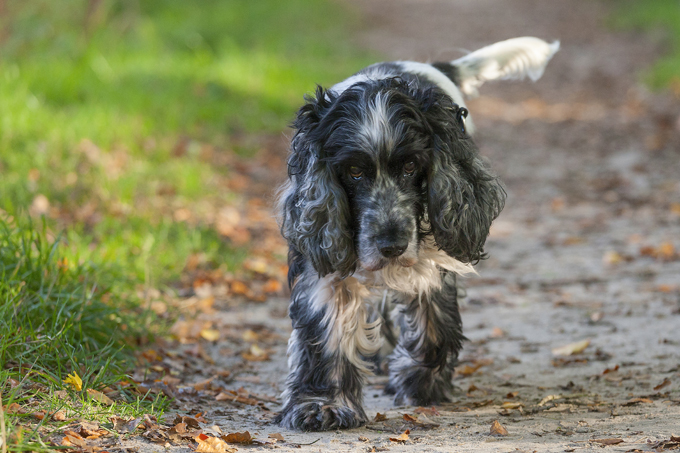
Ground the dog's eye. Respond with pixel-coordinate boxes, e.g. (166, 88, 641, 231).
(403, 161, 416, 177)
(349, 166, 363, 180)
(457, 107, 469, 134)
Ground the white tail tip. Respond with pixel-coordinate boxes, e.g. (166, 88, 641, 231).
(453, 37, 560, 97)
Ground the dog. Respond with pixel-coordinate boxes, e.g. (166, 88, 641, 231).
(276, 37, 559, 431)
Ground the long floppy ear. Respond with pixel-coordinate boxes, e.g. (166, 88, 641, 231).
(279, 87, 357, 278)
(422, 94, 506, 263)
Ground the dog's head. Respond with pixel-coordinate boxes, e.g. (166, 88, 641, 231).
(280, 78, 505, 278)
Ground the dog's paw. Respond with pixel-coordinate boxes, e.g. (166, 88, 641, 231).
(387, 367, 454, 406)
(275, 400, 367, 431)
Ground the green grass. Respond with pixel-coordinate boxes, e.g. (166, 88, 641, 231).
(610, 0, 680, 88)
(1, 216, 169, 451)
(0, 1, 374, 450)
(0, 0, 374, 284)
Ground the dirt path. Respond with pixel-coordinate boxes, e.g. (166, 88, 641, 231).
(121, 1, 680, 452)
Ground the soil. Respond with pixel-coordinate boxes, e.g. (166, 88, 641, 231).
(120, 1, 680, 452)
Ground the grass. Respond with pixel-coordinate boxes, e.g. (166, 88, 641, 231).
(0, 0, 374, 450)
(610, 0, 680, 89)
(0, 216, 168, 451)
(0, 0, 374, 284)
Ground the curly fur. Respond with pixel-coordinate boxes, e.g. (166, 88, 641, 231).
(275, 37, 557, 431)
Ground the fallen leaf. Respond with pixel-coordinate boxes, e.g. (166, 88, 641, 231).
(192, 376, 216, 391)
(231, 281, 249, 295)
(195, 434, 237, 453)
(63, 371, 83, 391)
(590, 438, 623, 445)
(624, 398, 653, 406)
(62, 431, 87, 448)
(490, 327, 505, 338)
(242, 329, 259, 342)
(242, 344, 269, 361)
(87, 388, 114, 405)
(414, 406, 440, 416)
(223, 431, 252, 444)
(501, 402, 523, 410)
(200, 328, 220, 342)
(490, 420, 508, 436)
(262, 279, 282, 294)
(653, 377, 671, 391)
(110, 416, 144, 434)
(268, 433, 285, 442)
(602, 365, 619, 374)
(552, 339, 590, 356)
(402, 413, 418, 422)
(603, 250, 623, 265)
(373, 412, 387, 422)
(52, 410, 66, 421)
(389, 430, 410, 443)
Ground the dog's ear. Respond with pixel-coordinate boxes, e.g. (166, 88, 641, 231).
(421, 95, 506, 263)
(279, 87, 357, 278)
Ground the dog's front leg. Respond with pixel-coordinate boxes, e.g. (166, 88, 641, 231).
(385, 271, 465, 406)
(276, 273, 381, 431)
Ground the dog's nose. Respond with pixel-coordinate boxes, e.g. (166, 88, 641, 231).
(377, 238, 408, 258)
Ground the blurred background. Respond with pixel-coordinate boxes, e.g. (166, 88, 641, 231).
(1, 0, 679, 449)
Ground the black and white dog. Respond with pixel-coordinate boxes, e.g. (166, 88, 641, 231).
(276, 37, 559, 431)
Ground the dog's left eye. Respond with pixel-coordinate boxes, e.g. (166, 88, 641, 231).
(349, 166, 363, 180)
(403, 161, 416, 177)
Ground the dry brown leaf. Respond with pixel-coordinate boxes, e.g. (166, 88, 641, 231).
(215, 391, 260, 406)
(653, 377, 671, 391)
(414, 406, 440, 416)
(87, 388, 114, 405)
(602, 365, 619, 374)
(403, 413, 418, 423)
(457, 364, 482, 376)
(231, 281, 249, 295)
(389, 430, 410, 443)
(62, 432, 87, 448)
(490, 327, 505, 338)
(242, 329, 259, 342)
(490, 420, 508, 436)
(501, 402, 523, 410)
(624, 398, 653, 406)
(242, 344, 269, 361)
(52, 410, 66, 421)
(373, 412, 387, 422)
(223, 431, 252, 444)
(603, 250, 623, 265)
(244, 257, 268, 274)
(192, 376, 216, 391)
(262, 279, 282, 294)
(195, 433, 237, 453)
(590, 438, 624, 445)
(200, 328, 220, 342)
(268, 433, 285, 442)
(551, 339, 590, 356)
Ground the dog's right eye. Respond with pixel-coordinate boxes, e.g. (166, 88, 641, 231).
(349, 166, 363, 180)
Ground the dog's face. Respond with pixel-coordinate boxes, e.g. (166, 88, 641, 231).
(327, 90, 430, 271)
(280, 78, 505, 278)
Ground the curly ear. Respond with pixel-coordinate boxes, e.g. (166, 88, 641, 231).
(279, 88, 357, 278)
(424, 100, 506, 263)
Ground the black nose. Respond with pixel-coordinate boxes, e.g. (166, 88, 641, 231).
(377, 238, 408, 258)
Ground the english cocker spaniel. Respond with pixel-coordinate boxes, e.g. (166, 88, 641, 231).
(276, 37, 559, 431)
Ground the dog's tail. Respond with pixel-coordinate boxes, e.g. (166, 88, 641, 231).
(438, 37, 560, 97)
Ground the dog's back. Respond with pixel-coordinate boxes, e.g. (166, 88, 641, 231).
(331, 37, 560, 135)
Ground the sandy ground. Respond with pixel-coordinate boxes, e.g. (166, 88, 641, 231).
(120, 1, 680, 452)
